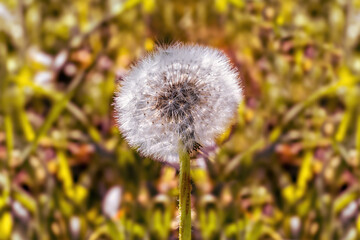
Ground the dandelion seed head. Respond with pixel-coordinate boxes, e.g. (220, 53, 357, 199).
(114, 44, 242, 165)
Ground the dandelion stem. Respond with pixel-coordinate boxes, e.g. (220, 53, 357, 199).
(179, 142, 191, 240)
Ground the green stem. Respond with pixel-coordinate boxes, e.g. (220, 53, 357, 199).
(179, 143, 191, 240)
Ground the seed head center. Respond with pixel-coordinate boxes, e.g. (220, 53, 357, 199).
(155, 81, 199, 122)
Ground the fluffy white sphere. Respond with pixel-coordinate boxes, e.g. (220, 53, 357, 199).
(114, 44, 242, 165)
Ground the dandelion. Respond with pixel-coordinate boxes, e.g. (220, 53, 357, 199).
(114, 44, 242, 239)
(114, 44, 242, 164)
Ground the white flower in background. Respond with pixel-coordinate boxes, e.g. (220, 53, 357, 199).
(114, 44, 242, 165)
(11, 200, 29, 221)
(290, 216, 301, 237)
(34, 71, 54, 89)
(69, 216, 81, 239)
(102, 186, 123, 218)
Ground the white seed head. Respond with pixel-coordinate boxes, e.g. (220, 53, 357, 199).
(114, 44, 242, 165)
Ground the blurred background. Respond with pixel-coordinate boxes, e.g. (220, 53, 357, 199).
(1, 0, 360, 239)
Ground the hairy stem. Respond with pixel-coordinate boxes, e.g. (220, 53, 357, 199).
(179, 143, 191, 240)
